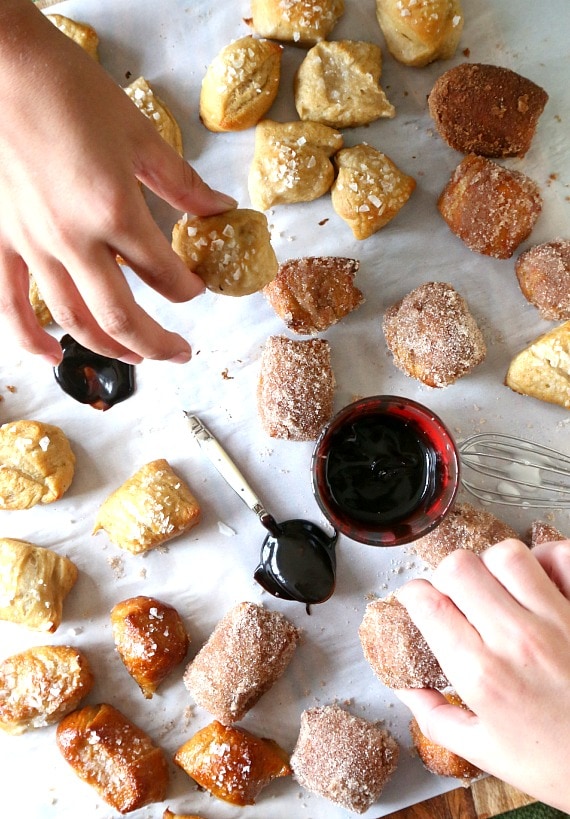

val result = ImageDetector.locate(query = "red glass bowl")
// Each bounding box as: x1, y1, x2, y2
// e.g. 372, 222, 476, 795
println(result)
311, 395, 460, 547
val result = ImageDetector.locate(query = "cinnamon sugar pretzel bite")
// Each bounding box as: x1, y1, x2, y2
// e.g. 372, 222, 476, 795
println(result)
411, 501, 518, 568
290, 704, 399, 813
438, 154, 542, 258
383, 281, 486, 387
183, 601, 299, 724
264, 256, 363, 334
257, 335, 335, 440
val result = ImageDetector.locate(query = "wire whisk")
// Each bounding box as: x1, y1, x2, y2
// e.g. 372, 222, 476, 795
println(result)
458, 432, 570, 509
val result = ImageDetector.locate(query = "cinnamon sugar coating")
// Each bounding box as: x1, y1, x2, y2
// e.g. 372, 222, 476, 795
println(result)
257, 335, 335, 440
183, 601, 299, 724
428, 63, 548, 158
528, 520, 567, 548
515, 240, 570, 320
111, 596, 190, 699
410, 693, 482, 784
264, 256, 363, 334
383, 282, 486, 387
290, 704, 399, 813
359, 595, 449, 689
411, 501, 518, 568
438, 154, 542, 258
175, 720, 291, 806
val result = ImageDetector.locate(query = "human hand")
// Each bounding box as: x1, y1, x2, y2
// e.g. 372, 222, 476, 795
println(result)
395, 538, 570, 812
0, 0, 236, 365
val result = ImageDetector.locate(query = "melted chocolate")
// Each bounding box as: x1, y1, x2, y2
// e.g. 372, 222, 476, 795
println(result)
254, 516, 337, 608
54, 334, 135, 410
324, 416, 436, 526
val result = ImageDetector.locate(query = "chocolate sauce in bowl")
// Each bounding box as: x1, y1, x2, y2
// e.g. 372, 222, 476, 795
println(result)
54, 335, 135, 410
312, 396, 460, 547
324, 415, 436, 526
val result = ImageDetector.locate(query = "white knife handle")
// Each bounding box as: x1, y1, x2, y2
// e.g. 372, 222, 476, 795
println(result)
185, 413, 269, 518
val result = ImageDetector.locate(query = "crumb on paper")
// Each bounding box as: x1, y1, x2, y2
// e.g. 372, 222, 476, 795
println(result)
107, 556, 125, 579
218, 521, 236, 537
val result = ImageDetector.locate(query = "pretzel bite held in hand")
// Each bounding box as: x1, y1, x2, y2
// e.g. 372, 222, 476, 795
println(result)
111, 596, 190, 699
172, 208, 278, 296
57, 703, 169, 813
174, 720, 291, 805
359, 594, 449, 689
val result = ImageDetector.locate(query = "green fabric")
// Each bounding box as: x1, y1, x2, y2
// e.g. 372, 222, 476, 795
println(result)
495, 804, 569, 819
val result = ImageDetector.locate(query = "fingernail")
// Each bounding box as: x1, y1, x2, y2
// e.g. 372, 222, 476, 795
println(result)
213, 190, 238, 209
43, 353, 62, 367
170, 349, 192, 364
